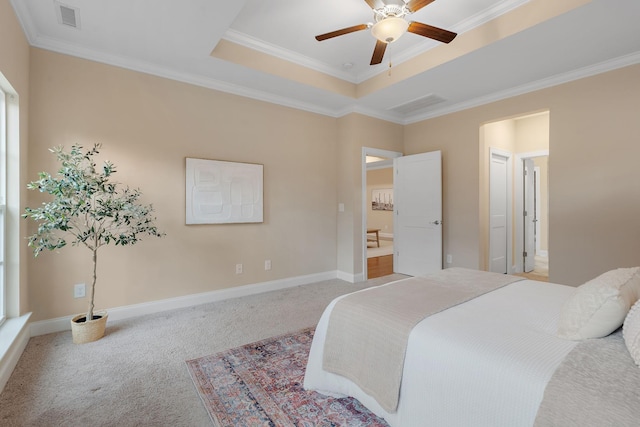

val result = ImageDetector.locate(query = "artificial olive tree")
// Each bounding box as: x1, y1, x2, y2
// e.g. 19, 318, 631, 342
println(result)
23, 144, 164, 323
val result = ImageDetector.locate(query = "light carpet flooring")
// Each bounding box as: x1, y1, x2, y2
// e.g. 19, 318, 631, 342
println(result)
0, 274, 405, 427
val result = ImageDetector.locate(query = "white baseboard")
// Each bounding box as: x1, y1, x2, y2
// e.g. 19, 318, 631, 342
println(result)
336, 270, 366, 283
0, 313, 32, 394
538, 250, 548, 257
30, 270, 338, 337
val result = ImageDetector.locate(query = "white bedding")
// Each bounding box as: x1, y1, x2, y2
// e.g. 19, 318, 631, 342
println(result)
304, 278, 579, 427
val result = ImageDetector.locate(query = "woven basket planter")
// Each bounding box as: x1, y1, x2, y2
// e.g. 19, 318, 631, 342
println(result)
70, 310, 108, 344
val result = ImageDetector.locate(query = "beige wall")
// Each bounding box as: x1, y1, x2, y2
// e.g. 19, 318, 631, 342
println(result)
515, 113, 550, 153
0, 0, 30, 317
547, 66, 640, 285
406, 64, 640, 285
404, 113, 483, 271
366, 168, 394, 235
336, 114, 403, 279
26, 49, 340, 321
7, 13, 640, 323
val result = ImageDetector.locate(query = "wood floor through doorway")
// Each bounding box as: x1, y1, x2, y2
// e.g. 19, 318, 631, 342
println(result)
368, 254, 393, 279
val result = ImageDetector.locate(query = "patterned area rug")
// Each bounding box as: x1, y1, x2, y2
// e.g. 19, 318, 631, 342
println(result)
186, 328, 389, 427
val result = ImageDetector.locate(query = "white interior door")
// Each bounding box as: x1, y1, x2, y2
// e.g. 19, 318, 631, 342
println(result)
489, 151, 508, 273
393, 151, 442, 276
523, 158, 536, 272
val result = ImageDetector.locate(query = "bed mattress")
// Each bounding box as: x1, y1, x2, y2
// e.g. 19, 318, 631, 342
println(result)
304, 278, 578, 426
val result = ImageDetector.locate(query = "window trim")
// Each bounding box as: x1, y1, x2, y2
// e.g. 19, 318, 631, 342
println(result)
0, 86, 7, 326
0, 71, 19, 327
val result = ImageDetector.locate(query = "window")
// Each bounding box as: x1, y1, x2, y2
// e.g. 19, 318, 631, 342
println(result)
0, 86, 6, 326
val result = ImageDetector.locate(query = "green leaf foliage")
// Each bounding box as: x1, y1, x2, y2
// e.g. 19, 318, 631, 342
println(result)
23, 144, 165, 255
23, 144, 165, 322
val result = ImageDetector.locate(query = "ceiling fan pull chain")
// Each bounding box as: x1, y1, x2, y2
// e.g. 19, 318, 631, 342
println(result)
388, 61, 393, 77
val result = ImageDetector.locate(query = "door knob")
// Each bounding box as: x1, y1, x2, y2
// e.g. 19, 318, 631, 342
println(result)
431, 220, 441, 225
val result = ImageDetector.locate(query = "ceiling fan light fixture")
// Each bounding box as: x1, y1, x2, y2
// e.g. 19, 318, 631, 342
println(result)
371, 17, 408, 43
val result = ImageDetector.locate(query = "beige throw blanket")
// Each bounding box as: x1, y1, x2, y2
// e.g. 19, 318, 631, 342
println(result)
322, 268, 524, 413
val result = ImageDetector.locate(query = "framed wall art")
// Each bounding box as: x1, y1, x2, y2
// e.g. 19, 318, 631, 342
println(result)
371, 188, 393, 211
185, 158, 263, 224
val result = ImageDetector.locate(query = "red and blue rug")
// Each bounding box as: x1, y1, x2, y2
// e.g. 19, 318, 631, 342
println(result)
186, 327, 389, 426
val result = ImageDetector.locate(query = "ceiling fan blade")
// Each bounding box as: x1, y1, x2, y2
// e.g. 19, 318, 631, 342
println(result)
406, 0, 436, 13
370, 40, 388, 65
363, 0, 385, 9
407, 21, 457, 43
315, 24, 369, 41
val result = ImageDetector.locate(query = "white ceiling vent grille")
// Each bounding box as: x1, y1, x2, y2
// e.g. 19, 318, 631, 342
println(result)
388, 94, 446, 115
55, 1, 80, 29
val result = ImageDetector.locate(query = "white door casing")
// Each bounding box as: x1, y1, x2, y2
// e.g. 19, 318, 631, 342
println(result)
534, 166, 541, 255
523, 159, 536, 272
393, 150, 442, 276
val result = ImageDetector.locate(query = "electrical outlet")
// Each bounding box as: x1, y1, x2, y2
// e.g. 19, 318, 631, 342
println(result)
235, 263, 243, 274
265, 260, 272, 271
74, 283, 86, 298
446, 254, 453, 264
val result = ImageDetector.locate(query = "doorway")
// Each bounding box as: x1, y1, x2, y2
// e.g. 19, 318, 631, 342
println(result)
482, 111, 550, 278
362, 148, 401, 279
366, 163, 395, 278
516, 152, 549, 278
362, 148, 443, 279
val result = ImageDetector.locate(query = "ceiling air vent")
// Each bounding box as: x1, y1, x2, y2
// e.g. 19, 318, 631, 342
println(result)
55, 1, 81, 29
389, 94, 446, 115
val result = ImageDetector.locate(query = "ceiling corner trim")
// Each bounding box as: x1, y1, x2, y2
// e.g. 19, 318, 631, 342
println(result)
404, 51, 640, 124
27, 34, 345, 119
355, 0, 531, 82
212, 39, 358, 99
338, 104, 405, 125
223, 29, 358, 84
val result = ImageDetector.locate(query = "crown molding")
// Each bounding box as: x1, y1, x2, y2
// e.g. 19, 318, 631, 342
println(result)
11, 1, 640, 127
9, 0, 38, 45
404, 50, 640, 124
338, 104, 405, 125
25, 33, 640, 126
351, 0, 531, 82
28, 34, 346, 119
223, 29, 359, 84
222, 0, 530, 85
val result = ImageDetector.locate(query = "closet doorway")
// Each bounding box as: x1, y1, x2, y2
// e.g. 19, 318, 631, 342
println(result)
483, 111, 550, 279
516, 152, 549, 278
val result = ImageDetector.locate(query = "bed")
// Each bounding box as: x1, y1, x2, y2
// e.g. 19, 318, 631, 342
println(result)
303, 268, 640, 426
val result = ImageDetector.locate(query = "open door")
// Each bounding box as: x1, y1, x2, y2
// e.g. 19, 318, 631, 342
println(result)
523, 158, 536, 272
393, 151, 442, 276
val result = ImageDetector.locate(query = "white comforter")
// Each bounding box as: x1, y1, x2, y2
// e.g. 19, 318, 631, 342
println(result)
304, 278, 578, 427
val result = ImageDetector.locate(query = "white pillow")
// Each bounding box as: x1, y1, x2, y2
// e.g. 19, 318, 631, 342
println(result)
623, 299, 640, 366
557, 267, 640, 340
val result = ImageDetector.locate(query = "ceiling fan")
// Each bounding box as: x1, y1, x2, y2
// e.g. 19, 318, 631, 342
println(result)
315, 0, 457, 65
